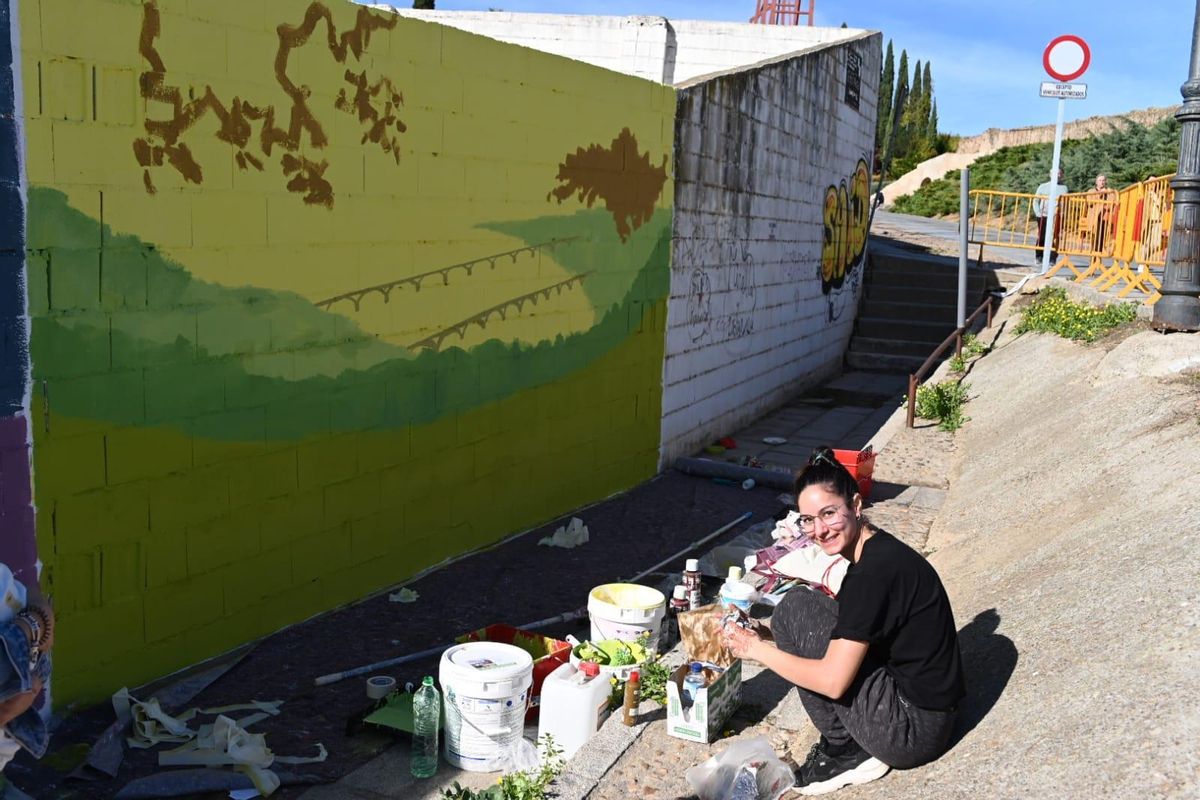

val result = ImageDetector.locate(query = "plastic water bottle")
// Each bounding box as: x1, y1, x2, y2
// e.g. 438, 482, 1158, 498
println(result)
682, 662, 706, 705
411, 676, 440, 778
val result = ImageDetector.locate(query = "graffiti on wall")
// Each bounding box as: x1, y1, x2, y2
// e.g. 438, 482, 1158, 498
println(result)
677, 220, 759, 354
549, 128, 669, 243
821, 157, 870, 322
134, 1, 404, 206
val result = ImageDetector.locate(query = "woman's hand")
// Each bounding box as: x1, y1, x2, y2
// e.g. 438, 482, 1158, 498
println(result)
721, 618, 769, 662
0, 677, 42, 728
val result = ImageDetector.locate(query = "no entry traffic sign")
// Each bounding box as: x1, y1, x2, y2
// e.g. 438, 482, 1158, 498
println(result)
1043, 35, 1091, 82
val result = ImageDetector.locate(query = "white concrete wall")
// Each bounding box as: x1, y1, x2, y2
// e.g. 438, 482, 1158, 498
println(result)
378, 8, 865, 86
660, 33, 882, 465
670, 20, 864, 85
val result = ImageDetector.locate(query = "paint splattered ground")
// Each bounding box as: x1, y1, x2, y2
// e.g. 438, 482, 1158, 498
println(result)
7, 471, 787, 799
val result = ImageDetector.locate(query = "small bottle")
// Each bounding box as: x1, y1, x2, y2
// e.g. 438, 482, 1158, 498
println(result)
622, 670, 640, 726
660, 586, 687, 651
683, 558, 703, 610
411, 676, 441, 778
682, 662, 706, 705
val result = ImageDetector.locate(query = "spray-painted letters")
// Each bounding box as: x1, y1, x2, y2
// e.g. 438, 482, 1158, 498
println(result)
820, 158, 870, 293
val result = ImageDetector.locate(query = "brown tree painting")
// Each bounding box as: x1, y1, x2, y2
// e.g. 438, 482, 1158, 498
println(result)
547, 128, 668, 242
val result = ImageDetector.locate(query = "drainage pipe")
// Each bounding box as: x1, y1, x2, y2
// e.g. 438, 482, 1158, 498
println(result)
673, 457, 795, 491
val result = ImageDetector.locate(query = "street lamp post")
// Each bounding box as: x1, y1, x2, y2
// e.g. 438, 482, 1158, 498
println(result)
1155, 0, 1200, 331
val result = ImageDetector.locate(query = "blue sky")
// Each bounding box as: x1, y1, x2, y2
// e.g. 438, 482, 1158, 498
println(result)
421, 0, 1193, 135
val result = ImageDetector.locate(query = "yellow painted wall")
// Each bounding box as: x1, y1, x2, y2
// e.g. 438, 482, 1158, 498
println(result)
22, 0, 675, 705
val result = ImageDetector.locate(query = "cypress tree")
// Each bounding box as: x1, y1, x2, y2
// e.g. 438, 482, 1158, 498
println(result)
896, 50, 909, 107
892, 50, 911, 169
910, 59, 923, 114
928, 100, 940, 145
413, 0, 435, 8
877, 41, 895, 153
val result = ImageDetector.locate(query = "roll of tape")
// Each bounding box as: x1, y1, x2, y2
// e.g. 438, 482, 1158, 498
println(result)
741, 478, 756, 491
366, 675, 397, 700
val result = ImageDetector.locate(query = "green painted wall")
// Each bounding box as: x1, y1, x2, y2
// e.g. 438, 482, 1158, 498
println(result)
23, 0, 674, 705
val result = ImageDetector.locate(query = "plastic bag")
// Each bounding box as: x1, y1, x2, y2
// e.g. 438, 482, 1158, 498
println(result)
678, 605, 736, 667
499, 736, 541, 774
685, 736, 794, 800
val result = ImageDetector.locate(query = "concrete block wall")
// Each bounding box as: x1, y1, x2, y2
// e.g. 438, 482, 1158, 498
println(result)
660, 33, 881, 464
19, 0, 675, 705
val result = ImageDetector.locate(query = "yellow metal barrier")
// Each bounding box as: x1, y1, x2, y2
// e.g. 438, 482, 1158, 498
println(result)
968, 173, 1176, 304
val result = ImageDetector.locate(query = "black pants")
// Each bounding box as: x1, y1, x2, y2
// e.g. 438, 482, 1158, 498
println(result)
1035, 215, 1059, 264
771, 587, 956, 769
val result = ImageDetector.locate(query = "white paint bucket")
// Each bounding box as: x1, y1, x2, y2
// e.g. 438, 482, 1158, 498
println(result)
587, 583, 666, 649
439, 642, 533, 772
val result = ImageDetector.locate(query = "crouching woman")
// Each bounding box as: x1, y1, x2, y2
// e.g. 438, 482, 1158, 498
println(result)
721, 448, 964, 796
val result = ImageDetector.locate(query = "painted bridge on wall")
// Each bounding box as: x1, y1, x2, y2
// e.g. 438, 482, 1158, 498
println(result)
0, 0, 879, 706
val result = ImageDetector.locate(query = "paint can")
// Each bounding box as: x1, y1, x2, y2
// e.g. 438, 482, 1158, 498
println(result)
439, 642, 533, 772
587, 583, 666, 650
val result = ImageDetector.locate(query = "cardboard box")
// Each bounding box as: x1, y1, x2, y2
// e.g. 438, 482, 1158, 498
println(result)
665, 660, 742, 743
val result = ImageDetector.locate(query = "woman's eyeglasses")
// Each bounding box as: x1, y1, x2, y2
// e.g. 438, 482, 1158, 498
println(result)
796, 505, 847, 532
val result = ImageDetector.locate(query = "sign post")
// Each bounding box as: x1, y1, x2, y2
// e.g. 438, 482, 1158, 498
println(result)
1038, 35, 1091, 274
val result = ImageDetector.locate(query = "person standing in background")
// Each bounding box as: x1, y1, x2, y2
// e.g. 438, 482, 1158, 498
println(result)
1033, 168, 1069, 265
1086, 174, 1118, 253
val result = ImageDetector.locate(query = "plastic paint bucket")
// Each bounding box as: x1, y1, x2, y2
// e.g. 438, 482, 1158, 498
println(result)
719, 580, 757, 612
439, 642, 534, 772
587, 583, 666, 649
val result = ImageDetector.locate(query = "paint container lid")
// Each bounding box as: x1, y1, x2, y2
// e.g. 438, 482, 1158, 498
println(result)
727, 567, 743, 581
672, 585, 687, 600
685, 558, 700, 572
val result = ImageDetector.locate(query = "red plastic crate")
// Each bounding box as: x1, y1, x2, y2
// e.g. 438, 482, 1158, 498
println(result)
832, 448, 876, 500
455, 623, 571, 723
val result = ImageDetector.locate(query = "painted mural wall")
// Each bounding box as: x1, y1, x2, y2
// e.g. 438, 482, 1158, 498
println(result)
0, 0, 36, 587
19, 0, 675, 705
660, 34, 880, 464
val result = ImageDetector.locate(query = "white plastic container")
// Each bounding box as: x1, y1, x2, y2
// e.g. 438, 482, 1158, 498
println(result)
439, 642, 533, 772
587, 583, 666, 649
719, 579, 758, 612
536, 661, 612, 759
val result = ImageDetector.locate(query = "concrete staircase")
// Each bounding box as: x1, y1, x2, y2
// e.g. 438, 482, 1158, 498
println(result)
846, 246, 1001, 373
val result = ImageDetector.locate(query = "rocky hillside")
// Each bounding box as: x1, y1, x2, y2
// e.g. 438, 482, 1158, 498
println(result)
957, 105, 1178, 155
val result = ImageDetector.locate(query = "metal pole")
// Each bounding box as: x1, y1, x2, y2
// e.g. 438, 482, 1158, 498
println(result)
1040, 98, 1067, 274
958, 167, 969, 327
1154, 0, 1200, 331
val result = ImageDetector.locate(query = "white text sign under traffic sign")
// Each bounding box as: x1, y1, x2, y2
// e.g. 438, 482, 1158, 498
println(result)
1040, 81, 1087, 100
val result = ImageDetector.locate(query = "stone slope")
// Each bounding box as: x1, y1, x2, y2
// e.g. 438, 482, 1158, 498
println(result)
852, 317, 1200, 798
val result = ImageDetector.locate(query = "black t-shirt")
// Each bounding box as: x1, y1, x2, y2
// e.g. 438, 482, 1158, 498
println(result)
830, 530, 965, 711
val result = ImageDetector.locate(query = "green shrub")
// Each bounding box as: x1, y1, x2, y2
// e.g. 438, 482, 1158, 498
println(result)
915, 380, 970, 431
1015, 286, 1137, 342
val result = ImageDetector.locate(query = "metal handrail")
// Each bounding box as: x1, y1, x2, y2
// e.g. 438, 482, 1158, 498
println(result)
905, 294, 997, 428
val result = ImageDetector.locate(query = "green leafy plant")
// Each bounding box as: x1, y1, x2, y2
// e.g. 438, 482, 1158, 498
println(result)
440, 736, 565, 800
1015, 286, 1137, 342
947, 353, 966, 373
637, 658, 671, 708
961, 333, 989, 359
892, 116, 1181, 216
915, 380, 970, 431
